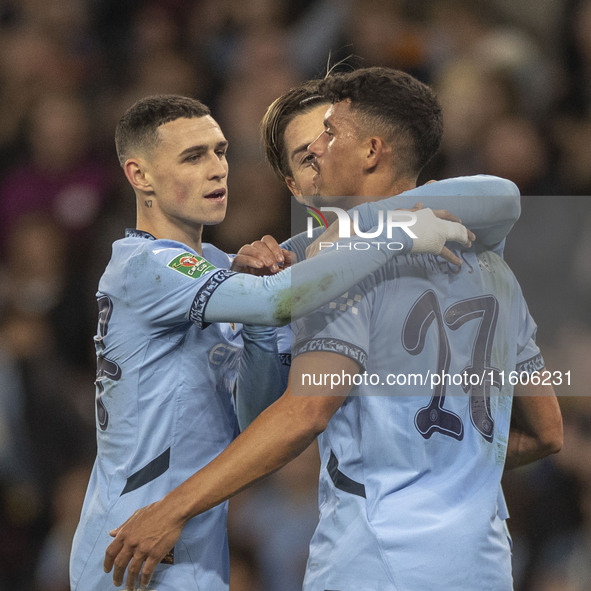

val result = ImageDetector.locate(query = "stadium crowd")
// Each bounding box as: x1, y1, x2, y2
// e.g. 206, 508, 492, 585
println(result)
0, 0, 589, 589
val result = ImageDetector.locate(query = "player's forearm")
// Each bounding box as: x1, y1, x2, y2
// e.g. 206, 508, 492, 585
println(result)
204, 209, 469, 326
505, 387, 563, 470
102, 392, 326, 589
164, 390, 333, 522
397, 193, 519, 246
354, 175, 520, 247
505, 429, 562, 469
203, 229, 413, 326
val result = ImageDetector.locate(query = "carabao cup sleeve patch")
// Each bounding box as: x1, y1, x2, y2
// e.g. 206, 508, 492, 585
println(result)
167, 252, 216, 279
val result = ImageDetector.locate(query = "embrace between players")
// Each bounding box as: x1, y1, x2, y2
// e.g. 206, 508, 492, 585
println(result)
70, 66, 563, 591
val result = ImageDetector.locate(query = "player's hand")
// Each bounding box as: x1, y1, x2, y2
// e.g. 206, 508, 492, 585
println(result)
104, 499, 187, 590
231, 235, 294, 275
406, 205, 475, 266
306, 204, 474, 265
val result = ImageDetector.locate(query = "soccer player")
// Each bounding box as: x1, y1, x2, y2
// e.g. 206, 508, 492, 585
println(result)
235, 78, 523, 428
288, 69, 562, 590
69, 94, 473, 591
103, 71, 562, 590
236, 80, 520, 429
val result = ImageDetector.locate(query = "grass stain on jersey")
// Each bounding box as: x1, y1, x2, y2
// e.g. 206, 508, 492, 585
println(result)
273, 273, 336, 324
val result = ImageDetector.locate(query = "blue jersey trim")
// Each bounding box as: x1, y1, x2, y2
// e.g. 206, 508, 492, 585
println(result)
189, 269, 237, 329
516, 352, 545, 373
327, 450, 366, 498
125, 228, 156, 240
121, 447, 170, 495
293, 338, 367, 370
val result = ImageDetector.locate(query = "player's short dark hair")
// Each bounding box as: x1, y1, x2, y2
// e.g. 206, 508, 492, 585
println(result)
260, 80, 329, 181
115, 95, 210, 167
318, 67, 443, 177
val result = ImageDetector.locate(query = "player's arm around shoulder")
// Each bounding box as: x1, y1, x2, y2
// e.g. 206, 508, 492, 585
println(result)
287, 350, 358, 428
505, 381, 563, 470
104, 351, 354, 590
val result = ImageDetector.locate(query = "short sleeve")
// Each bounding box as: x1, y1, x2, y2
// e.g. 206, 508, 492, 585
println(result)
514, 293, 545, 373
122, 245, 236, 332
292, 277, 374, 371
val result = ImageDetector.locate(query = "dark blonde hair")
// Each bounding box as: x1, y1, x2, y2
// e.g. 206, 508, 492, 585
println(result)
260, 80, 328, 181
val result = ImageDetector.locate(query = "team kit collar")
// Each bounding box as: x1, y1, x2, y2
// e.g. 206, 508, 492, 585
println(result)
125, 228, 156, 240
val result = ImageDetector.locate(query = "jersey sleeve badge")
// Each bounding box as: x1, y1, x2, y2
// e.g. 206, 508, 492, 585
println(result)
167, 252, 216, 279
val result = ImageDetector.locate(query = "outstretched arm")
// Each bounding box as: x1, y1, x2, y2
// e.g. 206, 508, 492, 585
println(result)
282, 175, 520, 255
204, 208, 473, 326
354, 175, 520, 247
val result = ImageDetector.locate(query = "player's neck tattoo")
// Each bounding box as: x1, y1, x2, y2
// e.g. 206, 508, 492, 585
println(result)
144, 200, 153, 208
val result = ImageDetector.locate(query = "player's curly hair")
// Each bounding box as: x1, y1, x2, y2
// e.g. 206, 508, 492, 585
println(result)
318, 67, 443, 177
260, 80, 329, 182
115, 95, 210, 167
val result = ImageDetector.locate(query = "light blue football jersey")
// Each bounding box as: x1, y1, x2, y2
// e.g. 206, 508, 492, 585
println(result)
70, 230, 242, 591
275, 174, 521, 393
293, 247, 543, 591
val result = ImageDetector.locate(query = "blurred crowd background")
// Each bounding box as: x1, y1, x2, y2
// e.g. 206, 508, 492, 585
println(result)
0, 0, 590, 589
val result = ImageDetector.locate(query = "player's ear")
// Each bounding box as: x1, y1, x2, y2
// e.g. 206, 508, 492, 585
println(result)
363, 136, 388, 172
124, 157, 153, 194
